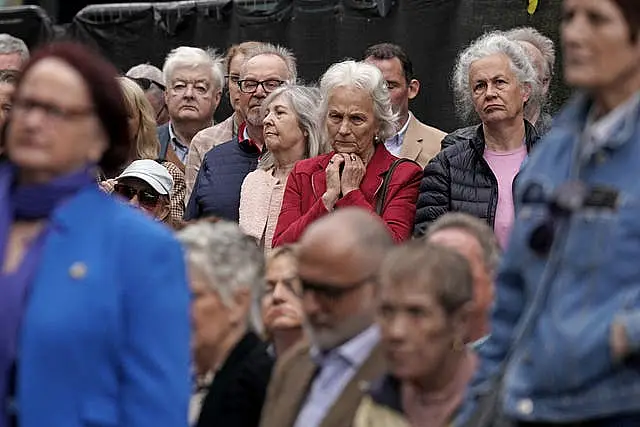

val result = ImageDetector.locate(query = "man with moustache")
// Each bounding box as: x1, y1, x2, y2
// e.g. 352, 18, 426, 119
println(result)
185, 41, 263, 203
260, 208, 392, 427
185, 43, 296, 221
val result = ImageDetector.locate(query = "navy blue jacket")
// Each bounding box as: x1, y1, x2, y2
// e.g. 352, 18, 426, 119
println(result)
185, 137, 261, 221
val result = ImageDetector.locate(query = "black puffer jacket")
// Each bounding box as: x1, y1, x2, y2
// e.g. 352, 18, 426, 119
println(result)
413, 121, 539, 236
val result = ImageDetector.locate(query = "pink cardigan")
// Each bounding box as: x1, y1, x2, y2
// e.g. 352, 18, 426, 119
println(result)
239, 168, 287, 254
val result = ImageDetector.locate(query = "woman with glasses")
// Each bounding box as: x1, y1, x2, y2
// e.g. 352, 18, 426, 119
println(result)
457, 1, 640, 426
272, 60, 422, 246
413, 32, 541, 249
239, 85, 324, 254
0, 42, 190, 427
100, 77, 186, 226
260, 245, 305, 358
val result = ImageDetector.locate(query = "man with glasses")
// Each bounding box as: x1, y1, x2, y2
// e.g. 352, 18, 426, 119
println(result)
157, 47, 225, 170
260, 207, 391, 427
185, 43, 296, 222
185, 41, 263, 203
126, 63, 169, 126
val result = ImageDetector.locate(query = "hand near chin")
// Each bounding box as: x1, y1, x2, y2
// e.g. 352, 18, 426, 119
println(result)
339, 153, 365, 195
322, 153, 344, 211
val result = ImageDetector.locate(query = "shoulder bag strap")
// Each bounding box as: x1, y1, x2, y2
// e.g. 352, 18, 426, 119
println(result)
375, 158, 418, 215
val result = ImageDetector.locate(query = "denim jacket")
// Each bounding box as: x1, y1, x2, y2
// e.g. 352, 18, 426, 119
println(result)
457, 92, 640, 424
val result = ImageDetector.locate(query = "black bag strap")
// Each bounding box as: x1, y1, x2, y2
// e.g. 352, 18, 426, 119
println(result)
375, 158, 418, 215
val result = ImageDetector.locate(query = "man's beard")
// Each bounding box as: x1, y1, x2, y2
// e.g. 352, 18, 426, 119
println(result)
304, 310, 375, 352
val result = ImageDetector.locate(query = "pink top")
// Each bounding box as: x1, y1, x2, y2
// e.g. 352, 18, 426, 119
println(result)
483, 145, 527, 249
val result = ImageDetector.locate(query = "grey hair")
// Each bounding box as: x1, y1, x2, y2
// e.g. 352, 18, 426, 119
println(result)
0, 34, 28, 63
162, 46, 226, 92
258, 85, 326, 170
380, 241, 474, 316
425, 212, 501, 275
242, 43, 297, 83
504, 27, 555, 79
319, 60, 397, 142
452, 31, 540, 123
126, 63, 165, 86
177, 221, 266, 334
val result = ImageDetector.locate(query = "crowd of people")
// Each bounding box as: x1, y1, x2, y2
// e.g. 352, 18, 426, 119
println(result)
0, 0, 639, 426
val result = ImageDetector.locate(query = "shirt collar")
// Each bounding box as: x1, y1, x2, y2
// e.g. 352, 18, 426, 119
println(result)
311, 325, 380, 368
582, 92, 640, 159
238, 121, 263, 154
168, 122, 188, 149
397, 111, 412, 137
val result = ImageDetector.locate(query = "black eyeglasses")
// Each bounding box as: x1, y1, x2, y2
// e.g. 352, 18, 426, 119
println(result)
129, 77, 166, 92
299, 276, 374, 303
113, 183, 161, 209
237, 79, 285, 94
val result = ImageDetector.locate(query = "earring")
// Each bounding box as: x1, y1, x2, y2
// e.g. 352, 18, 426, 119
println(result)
452, 337, 464, 352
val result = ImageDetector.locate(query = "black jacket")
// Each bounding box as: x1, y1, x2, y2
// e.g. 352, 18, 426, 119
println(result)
413, 121, 539, 236
196, 331, 274, 427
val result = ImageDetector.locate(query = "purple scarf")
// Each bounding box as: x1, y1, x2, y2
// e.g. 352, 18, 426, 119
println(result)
0, 161, 97, 427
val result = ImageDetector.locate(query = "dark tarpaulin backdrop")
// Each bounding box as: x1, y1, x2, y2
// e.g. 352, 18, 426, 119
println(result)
2, 0, 569, 131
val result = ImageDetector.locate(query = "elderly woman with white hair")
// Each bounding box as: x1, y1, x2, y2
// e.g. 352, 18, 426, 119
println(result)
273, 60, 422, 245
178, 220, 273, 427
239, 84, 324, 253
414, 32, 541, 248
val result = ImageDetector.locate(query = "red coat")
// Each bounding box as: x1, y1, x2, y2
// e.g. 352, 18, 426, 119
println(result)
272, 144, 422, 246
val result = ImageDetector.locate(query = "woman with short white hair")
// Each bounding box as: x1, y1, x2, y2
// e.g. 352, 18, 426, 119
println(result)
178, 220, 273, 427
273, 60, 422, 245
414, 32, 541, 249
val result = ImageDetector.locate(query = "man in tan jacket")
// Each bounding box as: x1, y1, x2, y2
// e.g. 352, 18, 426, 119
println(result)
364, 43, 446, 168
260, 208, 392, 427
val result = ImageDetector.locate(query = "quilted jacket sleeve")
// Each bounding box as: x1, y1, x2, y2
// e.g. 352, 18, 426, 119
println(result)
413, 150, 452, 237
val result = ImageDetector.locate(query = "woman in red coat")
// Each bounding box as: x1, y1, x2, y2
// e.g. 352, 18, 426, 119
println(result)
272, 60, 422, 246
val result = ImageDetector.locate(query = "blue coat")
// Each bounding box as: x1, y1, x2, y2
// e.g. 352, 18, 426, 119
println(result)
457, 94, 640, 424
14, 186, 191, 427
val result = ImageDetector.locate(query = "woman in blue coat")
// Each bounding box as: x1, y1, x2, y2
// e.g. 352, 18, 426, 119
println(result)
0, 42, 191, 427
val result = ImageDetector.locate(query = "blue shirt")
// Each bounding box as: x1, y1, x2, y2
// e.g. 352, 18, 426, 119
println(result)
293, 325, 380, 427
384, 112, 412, 157
168, 123, 190, 164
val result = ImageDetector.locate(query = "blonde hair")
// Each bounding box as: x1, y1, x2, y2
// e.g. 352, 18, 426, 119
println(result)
118, 77, 160, 160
